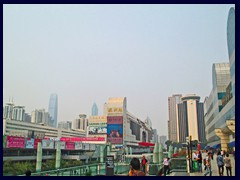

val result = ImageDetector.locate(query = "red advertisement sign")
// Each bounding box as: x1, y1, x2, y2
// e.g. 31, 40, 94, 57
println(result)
60, 137, 105, 142
107, 116, 123, 124
66, 142, 75, 150
34, 139, 42, 149
6, 136, 25, 148
107, 116, 123, 144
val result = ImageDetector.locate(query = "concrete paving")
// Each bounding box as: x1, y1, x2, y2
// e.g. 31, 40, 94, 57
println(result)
190, 153, 235, 176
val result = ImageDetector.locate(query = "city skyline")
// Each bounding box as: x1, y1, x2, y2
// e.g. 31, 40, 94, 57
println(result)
3, 4, 234, 136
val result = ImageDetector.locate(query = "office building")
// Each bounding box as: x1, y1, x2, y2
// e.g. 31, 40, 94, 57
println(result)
48, 94, 58, 128
168, 94, 182, 142
91, 102, 98, 116
204, 8, 235, 151
176, 94, 205, 142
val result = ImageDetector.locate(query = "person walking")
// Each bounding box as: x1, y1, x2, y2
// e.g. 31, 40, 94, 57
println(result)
224, 154, 232, 176
196, 150, 203, 172
216, 151, 224, 176
141, 155, 147, 173
204, 152, 212, 176
163, 157, 170, 176
129, 158, 146, 176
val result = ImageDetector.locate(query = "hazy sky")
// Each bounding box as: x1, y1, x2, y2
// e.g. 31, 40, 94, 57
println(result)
3, 4, 234, 136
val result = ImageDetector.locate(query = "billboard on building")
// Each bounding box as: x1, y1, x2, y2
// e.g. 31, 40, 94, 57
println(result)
107, 116, 123, 144
60, 137, 105, 142
25, 138, 34, 149
75, 142, 83, 150
27, 130, 45, 139
55, 141, 66, 149
34, 139, 42, 149
88, 116, 107, 135
6, 136, 25, 148
42, 140, 54, 149
66, 142, 75, 150
89, 127, 107, 135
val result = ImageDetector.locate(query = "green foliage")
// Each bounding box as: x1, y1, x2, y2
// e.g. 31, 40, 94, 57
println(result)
85, 169, 92, 176
3, 160, 36, 176
4, 158, 92, 176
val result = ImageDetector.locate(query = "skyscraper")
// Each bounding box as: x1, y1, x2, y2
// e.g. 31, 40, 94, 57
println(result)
48, 94, 58, 128
12, 106, 25, 121
204, 8, 235, 149
31, 109, 50, 126
168, 94, 182, 142
3, 102, 14, 120
176, 94, 205, 142
91, 102, 98, 116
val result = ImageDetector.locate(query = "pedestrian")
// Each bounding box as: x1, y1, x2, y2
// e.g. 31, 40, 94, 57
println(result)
196, 150, 203, 172
25, 170, 31, 176
216, 151, 224, 176
224, 154, 232, 176
141, 155, 148, 173
163, 157, 170, 176
129, 158, 145, 176
204, 152, 212, 176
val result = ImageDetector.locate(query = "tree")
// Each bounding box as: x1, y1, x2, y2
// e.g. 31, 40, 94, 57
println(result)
165, 140, 172, 151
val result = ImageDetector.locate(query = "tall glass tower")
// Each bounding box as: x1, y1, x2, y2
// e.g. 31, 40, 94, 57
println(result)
91, 102, 98, 116
48, 94, 58, 128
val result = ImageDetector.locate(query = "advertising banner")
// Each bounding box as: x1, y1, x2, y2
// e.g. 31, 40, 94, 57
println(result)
25, 138, 34, 149
107, 116, 123, 144
60, 137, 105, 142
6, 136, 25, 148
75, 142, 83, 150
89, 127, 107, 135
28, 130, 45, 139
66, 142, 75, 150
42, 140, 54, 149
34, 139, 42, 149
55, 141, 66, 149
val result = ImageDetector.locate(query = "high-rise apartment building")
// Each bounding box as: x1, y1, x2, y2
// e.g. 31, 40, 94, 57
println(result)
12, 106, 25, 121
176, 94, 205, 142
168, 94, 182, 142
58, 121, 72, 130
48, 94, 58, 128
31, 109, 50, 126
24, 113, 31, 123
72, 114, 87, 131
3, 102, 14, 120
91, 102, 98, 116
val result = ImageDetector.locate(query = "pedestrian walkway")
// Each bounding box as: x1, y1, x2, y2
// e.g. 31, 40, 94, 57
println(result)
190, 153, 235, 176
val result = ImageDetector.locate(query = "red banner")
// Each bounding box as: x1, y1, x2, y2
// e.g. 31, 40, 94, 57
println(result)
66, 142, 75, 150
6, 136, 25, 148
34, 139, 42, 149
60, 137, 105, 142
